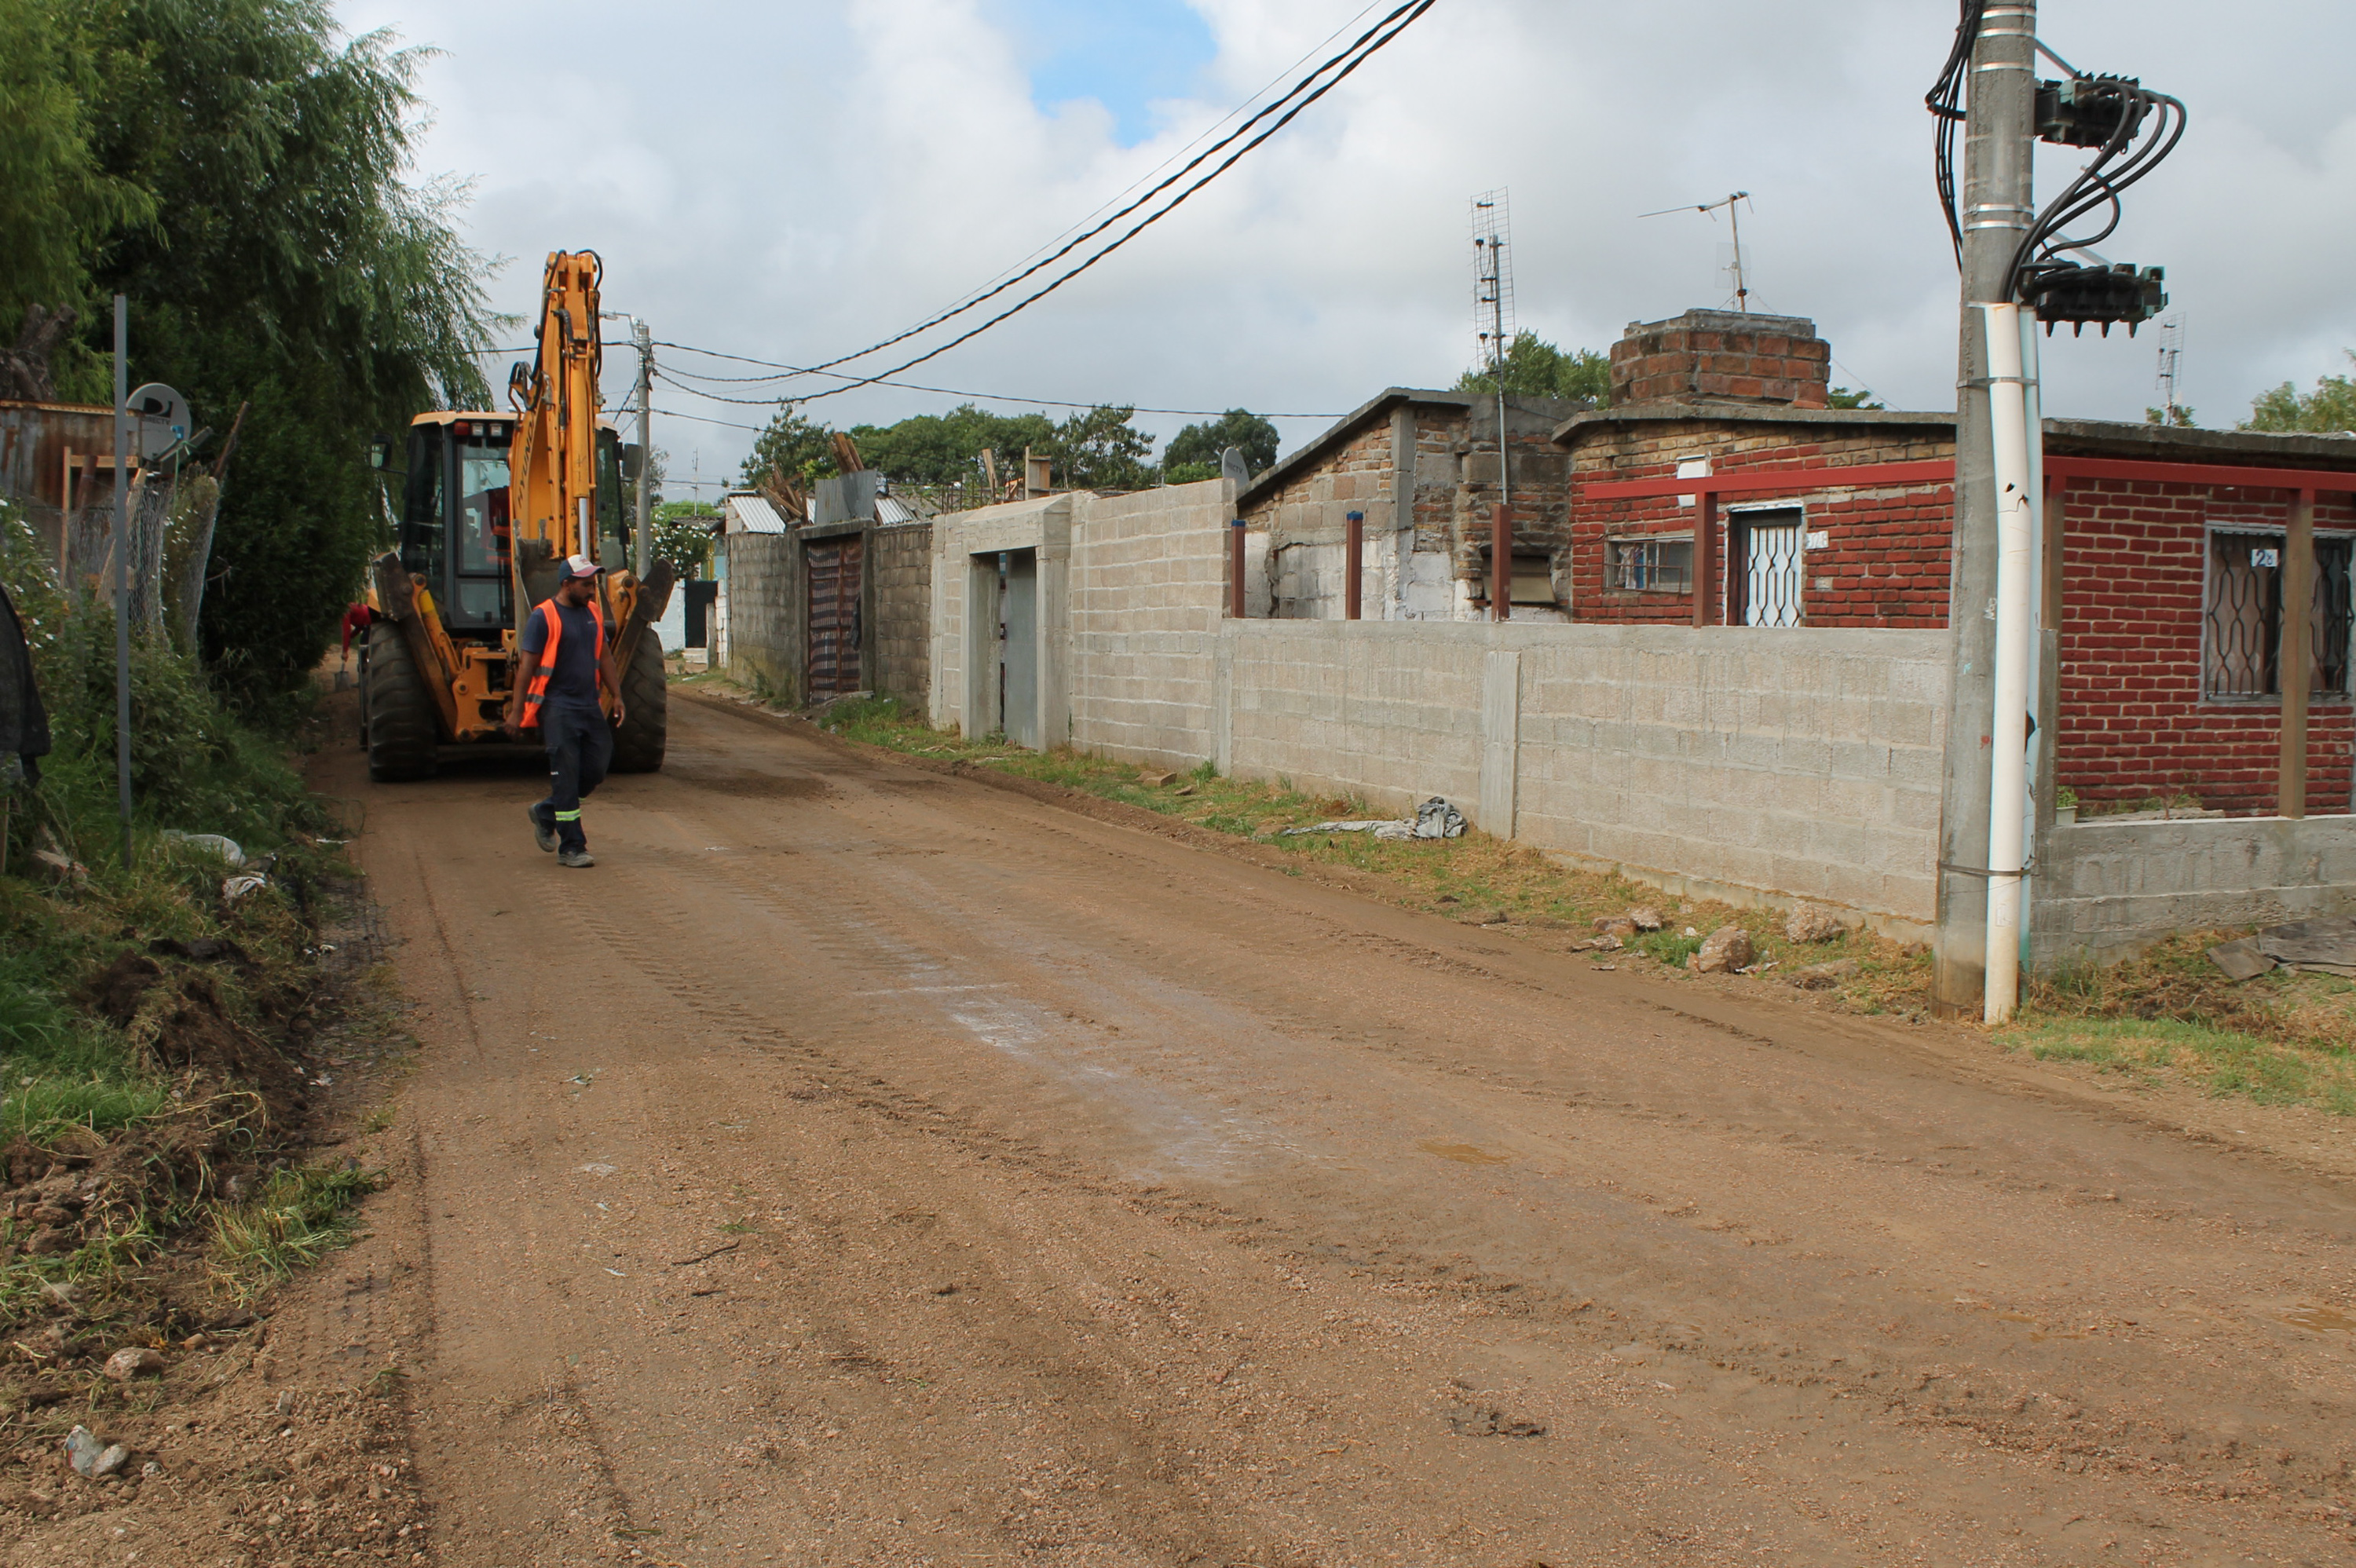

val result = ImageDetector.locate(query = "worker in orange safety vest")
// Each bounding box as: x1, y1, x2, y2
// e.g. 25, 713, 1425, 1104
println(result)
503, 554, 624, 868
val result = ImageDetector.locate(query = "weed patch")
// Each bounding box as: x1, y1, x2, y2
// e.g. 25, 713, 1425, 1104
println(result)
210, 1164, 382, 1295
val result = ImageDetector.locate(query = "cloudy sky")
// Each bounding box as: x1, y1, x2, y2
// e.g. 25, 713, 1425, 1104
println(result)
335, 0, 2356, 492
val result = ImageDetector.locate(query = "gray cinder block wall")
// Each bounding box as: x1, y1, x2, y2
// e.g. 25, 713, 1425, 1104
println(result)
2032, 816, 2356, 965
723, 533, 796, 696
869, 521, 933, 707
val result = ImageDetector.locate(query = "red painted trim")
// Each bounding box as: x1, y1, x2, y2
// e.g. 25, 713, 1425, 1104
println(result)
1580, 460, 1953, 500
1580, 453, 2356, 502
2043, 455, 2356, 493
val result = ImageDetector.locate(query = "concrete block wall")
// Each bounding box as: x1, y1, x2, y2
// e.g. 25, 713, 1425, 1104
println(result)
723, 533, 796, 697
1068, 479, 1231, 764
869, 521, 932, 707
1216, 621, 1949, 927
2032, 815, 2356, 964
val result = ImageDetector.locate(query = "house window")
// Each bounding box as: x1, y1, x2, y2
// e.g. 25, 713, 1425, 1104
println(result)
1606, 535, 1692, 593
2203, 529, 2354, 700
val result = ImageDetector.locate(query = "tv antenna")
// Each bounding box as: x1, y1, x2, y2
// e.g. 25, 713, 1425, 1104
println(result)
1470, 189, 1515, 517
1641, 190, 1753, 312
2153, 313, 2186, 422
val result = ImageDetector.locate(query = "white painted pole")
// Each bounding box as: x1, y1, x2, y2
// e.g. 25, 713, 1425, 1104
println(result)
1982, 302, 2036, 1023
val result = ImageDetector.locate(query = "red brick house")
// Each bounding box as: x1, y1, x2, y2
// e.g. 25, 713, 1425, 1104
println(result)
1556, 311, 2356, 816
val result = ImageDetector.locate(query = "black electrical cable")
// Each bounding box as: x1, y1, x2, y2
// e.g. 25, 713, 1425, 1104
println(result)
2008, 84, 2186, 298
1926, 0, 1988, 268
652, 364, 1337, 421
788, 0, 1430, 381
788, 0, 1438, 405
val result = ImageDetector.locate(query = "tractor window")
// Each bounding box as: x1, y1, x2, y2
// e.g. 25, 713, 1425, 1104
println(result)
456, 444, 511, 573
400, 426, 445, 581
595, 429, 627, 566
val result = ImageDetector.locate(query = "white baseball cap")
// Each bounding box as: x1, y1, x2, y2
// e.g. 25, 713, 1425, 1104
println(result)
561, 553, 603, 579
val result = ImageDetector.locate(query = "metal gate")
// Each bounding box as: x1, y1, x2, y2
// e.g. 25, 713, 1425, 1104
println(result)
807, 538, 863, 696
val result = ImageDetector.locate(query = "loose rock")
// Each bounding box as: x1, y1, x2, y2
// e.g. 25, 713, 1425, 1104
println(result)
92, 1444, 130, 1478
104, 1347, 165, 1381
1791, 958, 1862, 989
1690, 926, 1754, 975
61, 1426, 105, 1477
1784, 905, 1846, 944
1592, 916, 1637, 938
1626, 907, 1665, 932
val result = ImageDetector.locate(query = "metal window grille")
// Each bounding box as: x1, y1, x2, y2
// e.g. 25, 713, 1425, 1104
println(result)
1606, 536, 1692, 593
2203, 531, 2354, 700
1731, 511, 1806, 627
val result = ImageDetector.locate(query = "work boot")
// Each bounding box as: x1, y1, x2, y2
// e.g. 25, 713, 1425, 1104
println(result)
528, 806, 557, 853
558, 847, 595, 869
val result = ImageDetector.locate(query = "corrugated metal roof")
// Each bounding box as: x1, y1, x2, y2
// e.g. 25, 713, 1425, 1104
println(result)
876, 493, 924, 525
722, 492, 788, 534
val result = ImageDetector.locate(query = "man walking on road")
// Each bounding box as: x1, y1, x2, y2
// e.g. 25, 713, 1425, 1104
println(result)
504, 554, 624, 868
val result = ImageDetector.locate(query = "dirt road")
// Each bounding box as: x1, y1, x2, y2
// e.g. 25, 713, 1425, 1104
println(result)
315, 691, 2354, 1566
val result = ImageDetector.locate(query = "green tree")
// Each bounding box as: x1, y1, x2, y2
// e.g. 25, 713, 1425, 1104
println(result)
1828, 387, 1886, 410
847, 404, 1054, 489
1041, 405, 1154, 492
5, 0, 503, 705
2243, 352, 2356, 434
1454, 332, 1612, 406
739, 406, 837, 489
0, 0, 152, 366
1162, 408, 1279, 484
650, 499, 716, 581
2145, 404, 2198, 428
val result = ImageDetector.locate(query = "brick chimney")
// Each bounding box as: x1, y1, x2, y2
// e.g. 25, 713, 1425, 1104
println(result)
1608, 309, 1831, 409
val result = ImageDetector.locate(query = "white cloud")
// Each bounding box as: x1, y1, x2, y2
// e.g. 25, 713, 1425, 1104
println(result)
335, 0, 2356, 481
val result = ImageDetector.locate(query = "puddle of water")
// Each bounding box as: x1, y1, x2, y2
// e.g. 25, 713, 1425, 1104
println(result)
2283, 1305, 2356, 1333
1418, 1139, 1509, 1166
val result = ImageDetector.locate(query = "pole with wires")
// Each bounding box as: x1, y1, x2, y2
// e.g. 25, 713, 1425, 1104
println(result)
1930, 0, 2035, 1019
633, 320, 653, 578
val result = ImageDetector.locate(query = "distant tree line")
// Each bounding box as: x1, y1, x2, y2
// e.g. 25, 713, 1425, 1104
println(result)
737, 403, 1281, 498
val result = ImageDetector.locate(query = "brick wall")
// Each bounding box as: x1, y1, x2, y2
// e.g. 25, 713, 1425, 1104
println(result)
1609, 310, 1832, 408
1564, 411, 1955, 627
2054, 479, 2356, 815
1238, 392, 1582, 621
869, 521, 932, 707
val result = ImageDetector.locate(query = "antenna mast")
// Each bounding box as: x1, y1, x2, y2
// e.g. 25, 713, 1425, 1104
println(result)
1471, 189, 1515, 518
2153, 314, 2186, 422
1639, 190, 1753, 312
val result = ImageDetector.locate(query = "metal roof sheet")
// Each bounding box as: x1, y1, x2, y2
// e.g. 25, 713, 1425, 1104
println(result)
722, 492, 788, 534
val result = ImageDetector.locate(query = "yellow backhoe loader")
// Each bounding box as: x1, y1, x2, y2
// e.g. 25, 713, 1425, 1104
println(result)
360, 250, 673, 780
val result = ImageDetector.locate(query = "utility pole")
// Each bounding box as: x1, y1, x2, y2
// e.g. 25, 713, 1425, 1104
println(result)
632, 320, 653, 578
1933, 1, 2037, 1017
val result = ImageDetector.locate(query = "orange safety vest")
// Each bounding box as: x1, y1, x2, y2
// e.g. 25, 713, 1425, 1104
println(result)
518, 597, 605, 729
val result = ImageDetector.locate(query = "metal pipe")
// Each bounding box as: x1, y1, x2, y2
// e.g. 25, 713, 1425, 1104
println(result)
1344, 510, 1363, 620
577, 495, 593, 560
1229, 519, 1246, 618
1982, 302, 2036, 1024
2281, 488, 2317, 818
1491, 500, 1511, 620
112, 296, 131, 859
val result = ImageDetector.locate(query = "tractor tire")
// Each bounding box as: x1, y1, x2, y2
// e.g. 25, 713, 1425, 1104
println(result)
363, 621, 439, 782
610, 627, 668, 773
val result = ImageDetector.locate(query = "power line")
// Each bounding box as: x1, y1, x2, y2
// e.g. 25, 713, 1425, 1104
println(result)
651, 354, 1337, 420
788, 0, 1425, 382
786, 0, 1440, 404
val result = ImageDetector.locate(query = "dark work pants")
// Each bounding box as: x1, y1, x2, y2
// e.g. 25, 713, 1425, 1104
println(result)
533, 704, 613, 853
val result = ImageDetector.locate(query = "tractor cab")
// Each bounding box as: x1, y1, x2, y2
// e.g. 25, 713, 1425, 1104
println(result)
398, 411, 628, 635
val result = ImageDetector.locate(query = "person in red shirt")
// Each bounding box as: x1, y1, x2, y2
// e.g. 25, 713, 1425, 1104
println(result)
339, 603, 375, 669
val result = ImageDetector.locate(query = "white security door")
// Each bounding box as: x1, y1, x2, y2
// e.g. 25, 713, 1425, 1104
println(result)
1743, 517, 1805, 627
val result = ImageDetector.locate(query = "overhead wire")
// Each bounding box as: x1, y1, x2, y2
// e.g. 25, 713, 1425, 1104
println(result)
786, 0, 1439, 405
649, 349, 1339, 419
796, 0, 1399, 376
